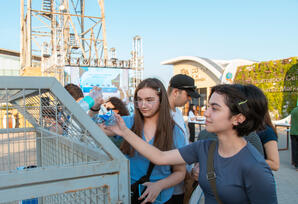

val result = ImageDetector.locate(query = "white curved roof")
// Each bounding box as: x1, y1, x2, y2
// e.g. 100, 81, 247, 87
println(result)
161, 56, 256, 83
161, 56, 224, 80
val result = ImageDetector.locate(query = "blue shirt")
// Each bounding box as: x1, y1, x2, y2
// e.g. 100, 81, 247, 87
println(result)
122, 115, 186, 203
257, 126, 278, 144
179, 140, 277, 204
257, 126, 278, 159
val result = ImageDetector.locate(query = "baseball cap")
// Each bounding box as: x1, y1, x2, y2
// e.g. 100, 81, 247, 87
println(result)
169, 74, 200, 98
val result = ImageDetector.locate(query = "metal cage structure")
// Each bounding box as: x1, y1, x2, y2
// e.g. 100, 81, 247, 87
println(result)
0, 76, 129, 203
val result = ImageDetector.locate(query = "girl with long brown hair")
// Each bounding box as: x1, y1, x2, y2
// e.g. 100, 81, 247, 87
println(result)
106, 78, 186, 203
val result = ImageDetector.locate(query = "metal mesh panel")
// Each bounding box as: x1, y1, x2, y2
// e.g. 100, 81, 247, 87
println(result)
1, 185, 109, 204
40, 132, 108, 167
0, 131, 36, 171
0, 88, 111, 172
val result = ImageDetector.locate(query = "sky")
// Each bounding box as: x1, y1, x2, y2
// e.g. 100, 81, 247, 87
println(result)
0, 0, 298, 85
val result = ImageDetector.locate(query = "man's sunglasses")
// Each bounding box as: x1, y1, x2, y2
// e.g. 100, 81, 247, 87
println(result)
107, 107, 117, 111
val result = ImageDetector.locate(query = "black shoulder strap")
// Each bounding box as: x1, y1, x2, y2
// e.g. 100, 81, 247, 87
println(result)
135, 162, 155, 185
144, 162, 155, 180
207, 141, 223, 204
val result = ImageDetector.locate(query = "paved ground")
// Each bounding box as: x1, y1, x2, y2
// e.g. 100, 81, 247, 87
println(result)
274, 127, 298, 204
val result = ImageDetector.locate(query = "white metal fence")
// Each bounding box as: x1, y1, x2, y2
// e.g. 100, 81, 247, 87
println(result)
0, 76, 129, 204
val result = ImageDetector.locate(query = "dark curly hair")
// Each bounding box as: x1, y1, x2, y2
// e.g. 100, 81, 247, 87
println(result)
107, 97, 129, 116
210, 84, 268, 137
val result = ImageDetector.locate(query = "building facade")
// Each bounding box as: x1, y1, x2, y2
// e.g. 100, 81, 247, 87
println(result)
0, 49, 21, 76
162, 56, 255, 115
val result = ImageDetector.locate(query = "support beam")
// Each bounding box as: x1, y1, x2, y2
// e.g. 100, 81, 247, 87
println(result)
26, 0, 32, 68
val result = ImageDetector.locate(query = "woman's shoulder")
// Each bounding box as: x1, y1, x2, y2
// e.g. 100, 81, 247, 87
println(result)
182, 139, 215, 152
122, 115, 134, 128
173, 124, 187, 147
242, 144, 274, 179
241, 143, 268, 168
257, 126, 278, 143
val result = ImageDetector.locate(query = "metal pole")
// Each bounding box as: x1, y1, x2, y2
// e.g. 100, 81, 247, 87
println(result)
20, 0, 25, 68
26, 0, 32, 67
98, 0, 108, 60
81, 0, 85, 50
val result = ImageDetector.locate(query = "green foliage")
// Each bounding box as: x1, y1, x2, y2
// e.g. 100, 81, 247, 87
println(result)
234, 57, 298, 120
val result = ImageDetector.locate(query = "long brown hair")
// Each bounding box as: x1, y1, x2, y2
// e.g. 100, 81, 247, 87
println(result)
263, 111, 278, 136
120, 78, 175, 156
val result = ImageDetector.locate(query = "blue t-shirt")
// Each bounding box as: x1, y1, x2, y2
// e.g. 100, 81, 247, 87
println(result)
179, 140, 277, 204
122, 115, 186, 203
257, 126, 278, 144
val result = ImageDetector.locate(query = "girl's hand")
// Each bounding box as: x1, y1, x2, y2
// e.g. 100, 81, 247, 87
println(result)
98, 123, 114, 136
106, 114, 129, 137
139, 182, 162, 204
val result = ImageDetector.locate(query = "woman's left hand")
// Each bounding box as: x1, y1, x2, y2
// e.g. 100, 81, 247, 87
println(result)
139, 182, 163, 204
106, 114, 129, 137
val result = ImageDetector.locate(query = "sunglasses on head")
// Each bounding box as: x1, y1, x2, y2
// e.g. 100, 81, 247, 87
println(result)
179, 85, 197, 89
107, 107, 117, 111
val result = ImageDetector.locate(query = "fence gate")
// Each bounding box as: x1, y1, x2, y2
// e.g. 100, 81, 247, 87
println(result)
0, 76, 129, 204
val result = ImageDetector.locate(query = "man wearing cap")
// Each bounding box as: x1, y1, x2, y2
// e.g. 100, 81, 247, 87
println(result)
167, 74, 200, 140
166, 74, 200, 204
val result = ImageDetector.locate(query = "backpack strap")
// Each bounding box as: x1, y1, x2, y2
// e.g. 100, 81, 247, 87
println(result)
207, 141, 223, 204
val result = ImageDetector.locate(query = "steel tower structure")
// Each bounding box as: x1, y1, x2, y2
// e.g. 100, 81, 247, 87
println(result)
20, 0, 143, 87
20, 0, 108, 84
131, 35, 143, 88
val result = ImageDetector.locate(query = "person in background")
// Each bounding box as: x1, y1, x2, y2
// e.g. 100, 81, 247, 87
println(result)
257, 112, 280, 171
290, 101, 298, 170
188, 104, 197, 142
40, 96, 64, 134
64, 83, 103, 116
104, 97, 130, 116
64, 83, 84, 102
126, 96, 135, 115
42, 107, 64, 135
108, 83, 277, 204
167, 74, 200, 203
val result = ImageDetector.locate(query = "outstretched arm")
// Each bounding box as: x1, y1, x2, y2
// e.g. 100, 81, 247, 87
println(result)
108, 114, 186, 166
